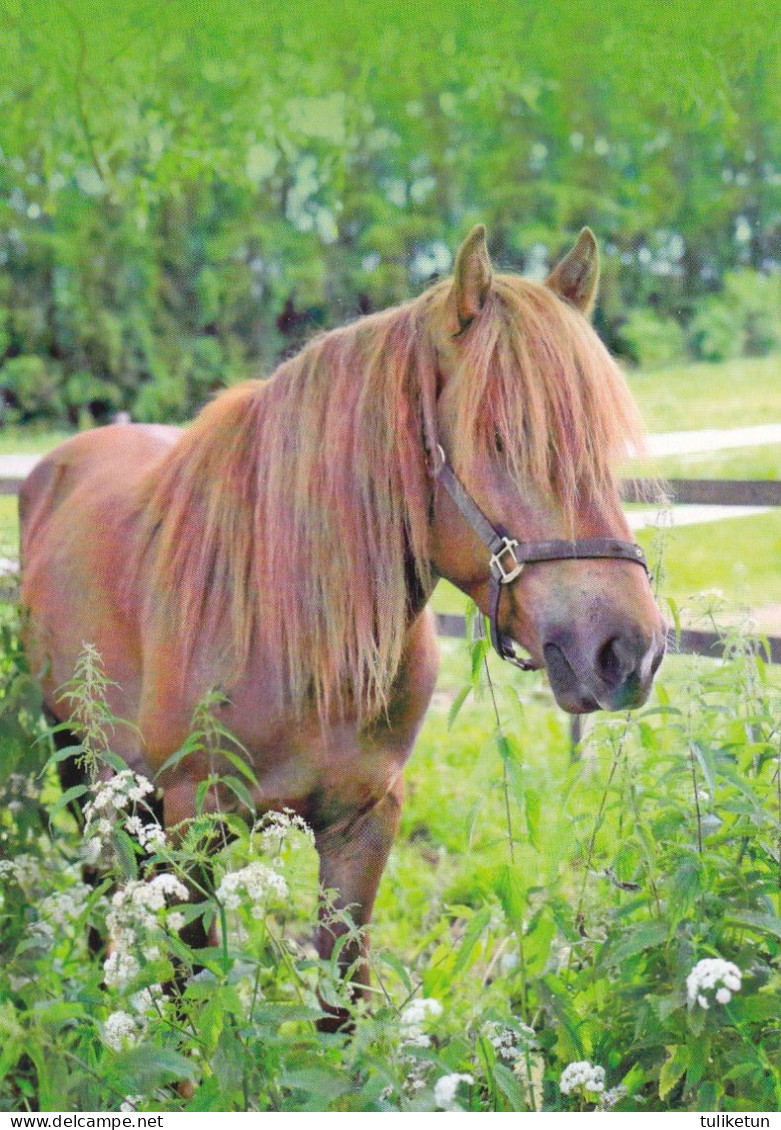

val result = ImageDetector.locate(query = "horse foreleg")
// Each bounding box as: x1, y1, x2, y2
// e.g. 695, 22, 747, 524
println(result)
313, 778, 403, 1029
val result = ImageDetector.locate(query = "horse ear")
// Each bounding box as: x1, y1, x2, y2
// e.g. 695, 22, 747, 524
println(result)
453, 224, 492, 327
546, 228, 600, 316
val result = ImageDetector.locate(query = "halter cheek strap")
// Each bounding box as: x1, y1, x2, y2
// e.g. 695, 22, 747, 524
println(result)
430, 447, 649, 670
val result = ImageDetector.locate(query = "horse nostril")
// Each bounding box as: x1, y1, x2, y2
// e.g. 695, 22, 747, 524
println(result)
597, 635, 633, 688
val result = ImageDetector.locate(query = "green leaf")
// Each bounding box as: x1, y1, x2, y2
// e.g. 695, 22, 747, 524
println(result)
597, 919, 669, 969
220, 774, 256, 814
448, 683, 472, 729
493, 1061, 529, 1111
48, 782, 88, 818
493, 863, 527, 936
725, 910, 781, 941
114, 826, 139, 879
525, 787, 540, 848
659, 1044, 690, 1101
451, 907, 492, 978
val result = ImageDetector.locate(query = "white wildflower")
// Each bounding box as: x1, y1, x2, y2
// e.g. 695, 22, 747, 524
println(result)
434, 1072, 474, 1111
399, 997, 442, 1047
0, 854, 40, 891
120, 1097, 142, 1113
600, 1084, 628, 1110
101, 1010, 144, 1052
253, 808, 314, 854
560, 1060, 606, 1096
483, 1019, 536, 1067
124, 815, 166, 853
132, 984, 167, 1015
103, 951, 139, 990
107, 874, 189, 950
687, 957, 742, 1008
84, 770, 154, 823
216, 862, 288, 917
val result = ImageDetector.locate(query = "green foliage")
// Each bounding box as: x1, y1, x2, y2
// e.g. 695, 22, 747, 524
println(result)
0, 600, 779, 1112
0, 1, 776, 424
689, 300, 746, 362
617, 309, 687, 369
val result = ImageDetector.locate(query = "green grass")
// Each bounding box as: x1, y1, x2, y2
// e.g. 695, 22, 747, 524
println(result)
629, 444, 780, 482
637, 511, 781, 613
626, 355, 780, 433
0, 426, 72, 454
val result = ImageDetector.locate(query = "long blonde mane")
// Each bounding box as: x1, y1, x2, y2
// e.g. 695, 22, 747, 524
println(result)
132, 276, 642, 723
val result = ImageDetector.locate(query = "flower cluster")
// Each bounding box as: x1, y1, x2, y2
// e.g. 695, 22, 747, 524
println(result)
560, 1060, 606, 1096
0, 853, 43, 893
107, 874, 189, 955
399, 997, 442, 1048
84, 769, 154, 822
483, 1020, 537, 1069
434, 1073, 474, 1111
101, 1009, 146, 1052
599, 1084, 628, 1110
686, 957, 742, 1009
29, 882, 95, 944
124, 815, 167, 853
3, 772, 40, 812
252, 808, 314, 854
83, 769, 164, 863
103, 951, 140, 990
216, 862, 288, 917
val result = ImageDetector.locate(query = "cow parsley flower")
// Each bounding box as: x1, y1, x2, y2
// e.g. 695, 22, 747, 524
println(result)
399, 997, 442, 1047
84, 770, 154, 822
124, 815, 167, 853
434, 1073, 474, 1111
103, 951, 140, 990
686, 957, 742, 1009
560, 1061, 606, 1095
216, 862, 288, 917
600, 1083, 628, 1110
483, 1019, 537, 1066
107, 874, 189, 950
0, 854, 40, 891
101, 1010, 144, 1052
253, 808, 314, 853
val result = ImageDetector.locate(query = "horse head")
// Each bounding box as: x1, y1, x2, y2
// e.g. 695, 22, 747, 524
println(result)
425, 226, 666, 713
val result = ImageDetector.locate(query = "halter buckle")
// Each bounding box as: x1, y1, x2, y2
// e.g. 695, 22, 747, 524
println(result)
489, 537, 524, 584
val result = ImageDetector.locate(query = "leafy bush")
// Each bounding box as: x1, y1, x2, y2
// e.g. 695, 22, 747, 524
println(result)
689, 300, 746, 362
617, 309, 687, 368
0, 356, 63, 420
722, 271, 781, 356
0, 604, 778, 1112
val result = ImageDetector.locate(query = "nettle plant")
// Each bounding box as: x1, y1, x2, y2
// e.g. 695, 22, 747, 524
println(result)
0, 600, 778, 1112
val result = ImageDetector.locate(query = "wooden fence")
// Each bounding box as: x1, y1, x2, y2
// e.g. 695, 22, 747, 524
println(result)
1, 474, 779, 668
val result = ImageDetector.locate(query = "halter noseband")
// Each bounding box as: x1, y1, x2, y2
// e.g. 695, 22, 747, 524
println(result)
429, 446, 649, 671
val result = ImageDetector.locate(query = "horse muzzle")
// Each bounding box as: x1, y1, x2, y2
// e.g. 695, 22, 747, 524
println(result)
542, 625, 666, 714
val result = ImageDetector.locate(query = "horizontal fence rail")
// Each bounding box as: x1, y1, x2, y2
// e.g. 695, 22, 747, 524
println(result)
435, 613, 781, 665
1, 475, 778, 667
622, 478, 781, 507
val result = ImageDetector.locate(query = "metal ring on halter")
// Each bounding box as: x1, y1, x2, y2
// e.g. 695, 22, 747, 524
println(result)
429, 447, 650, 671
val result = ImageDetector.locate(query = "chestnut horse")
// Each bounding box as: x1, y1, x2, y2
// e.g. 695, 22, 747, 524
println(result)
19, 226, 665, 1003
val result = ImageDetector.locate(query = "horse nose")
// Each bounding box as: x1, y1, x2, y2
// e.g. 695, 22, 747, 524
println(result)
544, 626, 665, 712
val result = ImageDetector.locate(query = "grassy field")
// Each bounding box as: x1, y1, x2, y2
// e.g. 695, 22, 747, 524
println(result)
625, 355, 780, 433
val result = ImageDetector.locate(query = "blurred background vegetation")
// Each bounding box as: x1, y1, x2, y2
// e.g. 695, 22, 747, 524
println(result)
0, 0, 778, 427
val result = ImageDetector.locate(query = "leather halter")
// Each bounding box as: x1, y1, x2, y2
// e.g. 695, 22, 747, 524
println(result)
429, 446, 649, 671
